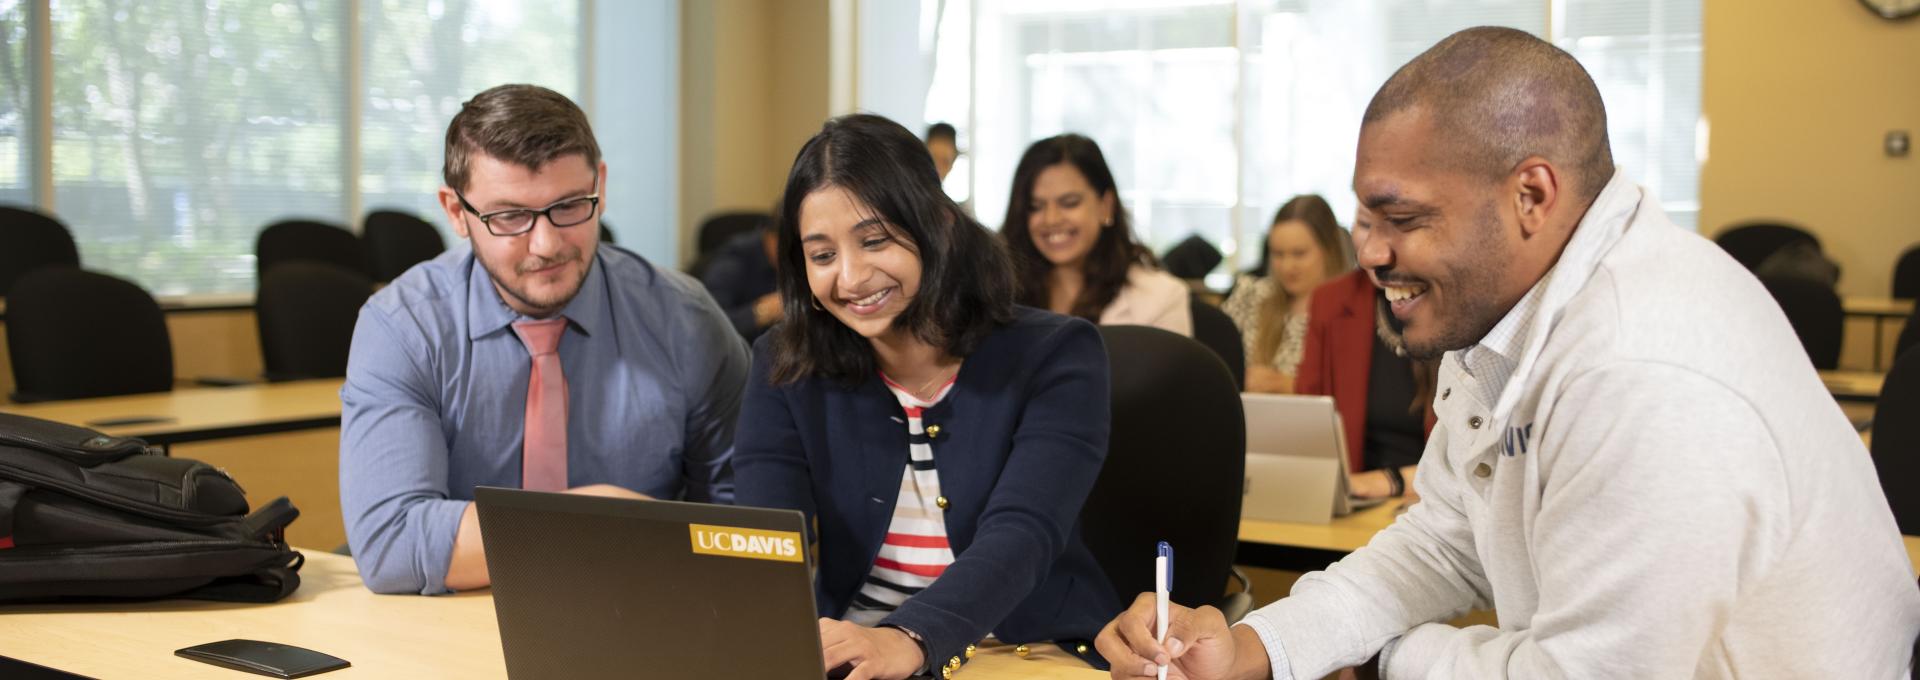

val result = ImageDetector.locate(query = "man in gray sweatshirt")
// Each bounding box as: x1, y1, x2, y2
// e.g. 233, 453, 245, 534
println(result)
1098, 26, 1920, 679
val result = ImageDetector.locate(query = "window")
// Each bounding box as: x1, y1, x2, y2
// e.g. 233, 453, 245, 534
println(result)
360, 0, 580, 238
48, 0, 345, 295
934, 0, 1702, 286
0, 0, 30, 207
4, 0, 582, 296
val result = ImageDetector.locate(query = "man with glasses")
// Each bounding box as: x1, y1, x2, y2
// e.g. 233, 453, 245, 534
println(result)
340, 84, 749, 594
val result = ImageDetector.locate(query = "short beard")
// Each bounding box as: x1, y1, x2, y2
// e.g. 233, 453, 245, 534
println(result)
479, 249, 591, 316
1397, 199, 1512, 361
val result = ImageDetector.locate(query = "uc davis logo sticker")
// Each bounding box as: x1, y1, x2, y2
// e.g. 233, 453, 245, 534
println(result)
689, 524, 803, 563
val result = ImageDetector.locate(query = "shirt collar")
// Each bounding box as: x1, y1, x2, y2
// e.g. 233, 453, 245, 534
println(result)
466, 247, 611, 340
1456, 169, 1644, 412
1451, 170, 1635, 403
1459, 269, 1549, 403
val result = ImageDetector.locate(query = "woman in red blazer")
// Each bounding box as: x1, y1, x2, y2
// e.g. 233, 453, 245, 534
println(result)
1295, 269, 1439, 499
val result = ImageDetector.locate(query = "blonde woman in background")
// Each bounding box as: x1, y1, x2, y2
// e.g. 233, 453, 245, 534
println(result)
1220, 195, 1354, 393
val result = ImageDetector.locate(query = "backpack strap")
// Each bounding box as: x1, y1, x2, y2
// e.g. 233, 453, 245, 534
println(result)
0, 481, 22, 549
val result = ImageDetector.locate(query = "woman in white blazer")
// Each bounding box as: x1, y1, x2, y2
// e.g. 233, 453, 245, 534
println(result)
999, 134, 1191, 337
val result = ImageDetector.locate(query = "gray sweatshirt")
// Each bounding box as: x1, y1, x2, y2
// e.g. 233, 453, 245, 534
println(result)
1240, 172, 1920, 679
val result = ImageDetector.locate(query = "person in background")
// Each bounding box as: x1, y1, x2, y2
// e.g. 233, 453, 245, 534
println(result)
1296, 261, 1439, 501
701, 222, 781, 341
1098, 27, 1919, 678
736, 114, 1120, 679
339, 84, 748, 595
1002, 134, 1191, 336
926, 122, 960, 182
1220, 195, 1353, 393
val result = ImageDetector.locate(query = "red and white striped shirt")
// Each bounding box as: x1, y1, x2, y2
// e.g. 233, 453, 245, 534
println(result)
844, 373, 958, 625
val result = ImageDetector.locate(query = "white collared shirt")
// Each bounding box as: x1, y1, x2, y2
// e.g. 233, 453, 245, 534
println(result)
1236, 172, 1920, 679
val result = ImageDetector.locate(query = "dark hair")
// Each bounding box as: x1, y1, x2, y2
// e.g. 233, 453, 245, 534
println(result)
925, 122, 957, 145
770, 114, 1017, 386
1247, 195, 1354, 365
443, 84, 601, 193
1001, 134, 1154, 321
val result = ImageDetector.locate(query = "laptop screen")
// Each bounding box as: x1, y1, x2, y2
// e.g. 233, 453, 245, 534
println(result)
476, 488, 824, 679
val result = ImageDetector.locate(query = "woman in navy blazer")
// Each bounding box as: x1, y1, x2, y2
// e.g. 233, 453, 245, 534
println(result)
735, 114, 1121, 679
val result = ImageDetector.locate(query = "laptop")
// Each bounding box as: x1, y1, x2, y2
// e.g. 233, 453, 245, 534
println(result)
1239, 394, 1385, 524
474, 487, 828, 679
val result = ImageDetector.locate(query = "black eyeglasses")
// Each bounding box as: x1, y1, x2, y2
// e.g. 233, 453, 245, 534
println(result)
456, 192, 601, 237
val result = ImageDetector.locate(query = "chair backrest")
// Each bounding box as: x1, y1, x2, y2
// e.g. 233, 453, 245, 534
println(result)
0, 205, 81, 297
1897, 306, 1920, 364
1760, 274, 1844, 370
1082, 325, 1245, 608
1873, 346, 1920, 535
696, 212, 771, 257
1188, 295, 1246, 390
5, 268, 172, 401
256, 262, 374, 382
1161, 235, 1223, 280
1894, 245, 1920, 300
1714, 222, 1820, 273
361, 210, 445, 282
257, 219, 365, 280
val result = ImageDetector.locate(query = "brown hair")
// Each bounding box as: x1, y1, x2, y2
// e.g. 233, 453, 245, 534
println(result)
1251, 195, 1353, 367
442, 84, 602, 193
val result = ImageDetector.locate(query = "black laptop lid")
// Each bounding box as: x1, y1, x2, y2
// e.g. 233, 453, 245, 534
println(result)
475, 487, 823, 679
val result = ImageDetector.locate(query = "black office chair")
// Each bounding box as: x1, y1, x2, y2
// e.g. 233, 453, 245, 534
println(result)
1189, 295, 1246, 391
257, 219, 366, 280
5, 268, 173, 402
1162, 235, 1223, 281
256, 262, 374, 382
1897, 306, 1920, 364
0, 205, 81, 297
688, 212, 772, 278
1894, 245, 1920, 300
1083, 325, 1251, 623
1714, 222, 1821, 274
361, 210, 444, 282
697, 212, 771, 257
1872, 346, 1920, 535
1761, 275, 1844, 370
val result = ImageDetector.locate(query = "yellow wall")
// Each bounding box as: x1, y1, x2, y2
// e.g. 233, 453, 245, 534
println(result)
679, 0, 832, 268
1700, 0, 1920, 302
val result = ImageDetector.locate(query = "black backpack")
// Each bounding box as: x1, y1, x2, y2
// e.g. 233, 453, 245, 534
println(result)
0, 412, 303, 602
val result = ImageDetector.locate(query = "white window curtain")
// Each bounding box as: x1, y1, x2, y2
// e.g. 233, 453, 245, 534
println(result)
927, 0, 1701, 286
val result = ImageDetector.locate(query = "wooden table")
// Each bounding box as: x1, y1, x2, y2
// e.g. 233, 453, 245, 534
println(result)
0, 379, 344, 446
1236, 501, 1404, 572
1843, 297, 1914, 371
0, 552, 1104, 679
1820, 369, 1885, 403
1240, 503, 1920, 578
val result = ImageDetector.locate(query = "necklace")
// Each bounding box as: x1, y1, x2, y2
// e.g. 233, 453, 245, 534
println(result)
912, 368, 954, 401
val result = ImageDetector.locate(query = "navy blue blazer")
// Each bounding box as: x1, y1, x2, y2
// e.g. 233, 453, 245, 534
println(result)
734, 307, 1122, 671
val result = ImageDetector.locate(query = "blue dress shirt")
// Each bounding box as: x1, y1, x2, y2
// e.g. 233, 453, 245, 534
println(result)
340, 243, 749, 594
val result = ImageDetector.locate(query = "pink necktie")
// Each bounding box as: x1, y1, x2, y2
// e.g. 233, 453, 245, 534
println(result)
513, 318, 569, 491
